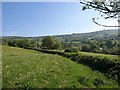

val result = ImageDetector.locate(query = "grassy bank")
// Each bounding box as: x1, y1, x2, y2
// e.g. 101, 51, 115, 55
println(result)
2, 46, 118, 88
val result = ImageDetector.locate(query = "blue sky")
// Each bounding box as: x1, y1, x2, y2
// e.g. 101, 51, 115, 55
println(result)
2, 2, 117, 37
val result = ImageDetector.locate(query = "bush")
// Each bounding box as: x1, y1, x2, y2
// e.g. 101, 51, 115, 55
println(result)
64, 47, 79, 52
16, 39, 31, 48
81, 44, 91, 52
8, 40, 17, 47
94, 78, 104, 86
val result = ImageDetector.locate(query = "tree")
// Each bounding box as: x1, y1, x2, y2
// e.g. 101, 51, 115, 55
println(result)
90, 43, 100, 52
29, 40, 37, 48
80, 0, 120, 27
41, 36, 55, 49
41, 36, 61, 49
105, 40, 113, 48
7, 39, 31, 48
16, 39, 31, 48
101, 45, 109, 54
53, 40, 61, 49
36, 42, 41, 48
82, 44, 91, 52
8, 40, 16, 47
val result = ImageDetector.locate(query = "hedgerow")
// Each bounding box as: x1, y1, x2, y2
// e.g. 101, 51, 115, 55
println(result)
38, 49, 120, 84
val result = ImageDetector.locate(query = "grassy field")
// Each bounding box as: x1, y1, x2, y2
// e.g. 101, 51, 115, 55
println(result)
47, 49, 118, 60
78, 51, 118, 59
2, 46, 118, 88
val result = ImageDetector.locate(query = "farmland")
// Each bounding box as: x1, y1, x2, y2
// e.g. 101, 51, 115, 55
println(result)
2, 46, 118, 88
2, 2, 120, 89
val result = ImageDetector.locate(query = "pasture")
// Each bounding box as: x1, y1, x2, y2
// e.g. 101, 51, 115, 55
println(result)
2, 46, 118, 88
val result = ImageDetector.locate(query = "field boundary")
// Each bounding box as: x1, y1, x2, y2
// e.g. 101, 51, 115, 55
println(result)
28, 48, 120, 85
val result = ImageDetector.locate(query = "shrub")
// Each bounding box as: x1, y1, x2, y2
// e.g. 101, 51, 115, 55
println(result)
64, 47, 79, 52
94, 78, 104, 86
81, 44, 91, 52
8, 40, 16, 47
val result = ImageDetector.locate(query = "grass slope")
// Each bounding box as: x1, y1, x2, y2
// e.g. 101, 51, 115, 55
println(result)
2, 46, 118, 88
78, 51, 118, 60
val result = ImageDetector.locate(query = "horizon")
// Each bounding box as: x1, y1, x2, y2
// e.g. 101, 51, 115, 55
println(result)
2, 29, 118, 37
2, 2, 118, 37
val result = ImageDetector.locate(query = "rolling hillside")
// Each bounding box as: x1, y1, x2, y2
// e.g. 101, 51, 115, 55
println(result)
2, 29, 119, 42
2, 46, 118, 88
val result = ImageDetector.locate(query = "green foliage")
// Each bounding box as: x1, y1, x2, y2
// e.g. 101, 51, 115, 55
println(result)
2, 29, 119, 55
39, 49, 120, 84
52, 40, 61, 49
64, 47, 79, 52
41, 36, 61, 49
82, 6, 87, 10
36, 42, 41, 48
81, 44, 91, 52
41, 36, 55, 49
105, 40, 113, 48
7, 39, 31, 49
8, 40, 16, 47
16, 39, 31, 48
77, 76, 90, 86
94, 78, 105, 87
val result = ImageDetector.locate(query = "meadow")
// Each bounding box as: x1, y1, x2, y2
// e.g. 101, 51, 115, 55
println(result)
2, 46, 118, 88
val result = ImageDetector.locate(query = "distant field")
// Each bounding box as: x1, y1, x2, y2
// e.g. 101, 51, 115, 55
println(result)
50, 49, 119, 61
49, 49, 118, 59
2, 46, 118, 88
78, 51, 119, 60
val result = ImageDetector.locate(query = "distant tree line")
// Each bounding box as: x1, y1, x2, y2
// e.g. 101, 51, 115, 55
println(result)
7, 39, 39, 49
2, 35, 119, 55
63, 38, 119, 55
2, 36, 61, 50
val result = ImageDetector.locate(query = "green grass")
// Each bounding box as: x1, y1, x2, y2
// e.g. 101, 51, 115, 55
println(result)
2, 46, 118, 88
65, 51, 119, 62
50, 49, 118, 60
78, 51, 118, 58
78, 51, 119, 62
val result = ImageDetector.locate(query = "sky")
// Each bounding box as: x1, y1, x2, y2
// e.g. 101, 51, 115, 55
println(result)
2, 2, 118, 37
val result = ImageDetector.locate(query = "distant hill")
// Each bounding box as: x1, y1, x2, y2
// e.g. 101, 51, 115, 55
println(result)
2, 29, 119, 42
53, 29, 119, 42
2, 29, 119, 55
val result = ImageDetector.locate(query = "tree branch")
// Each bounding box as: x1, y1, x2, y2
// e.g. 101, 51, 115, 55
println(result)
92, 19, 120, 27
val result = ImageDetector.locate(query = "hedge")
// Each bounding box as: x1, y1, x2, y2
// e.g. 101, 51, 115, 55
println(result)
38, 49, 120, 84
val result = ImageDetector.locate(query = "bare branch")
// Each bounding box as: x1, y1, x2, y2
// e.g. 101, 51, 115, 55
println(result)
80, 0, 120, 27
92, 19, 120, 27
80, 0, 120, 17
